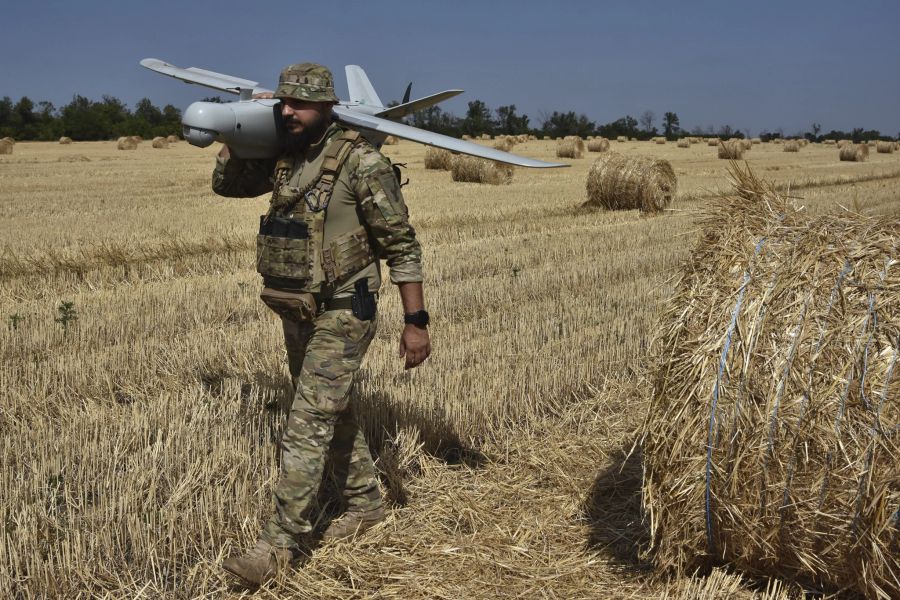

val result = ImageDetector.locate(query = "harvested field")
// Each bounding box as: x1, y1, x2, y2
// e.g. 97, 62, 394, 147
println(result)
1, 138, 899, 599
643, 164, 899, 598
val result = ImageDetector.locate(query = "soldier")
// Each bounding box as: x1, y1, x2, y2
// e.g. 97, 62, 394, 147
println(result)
214, 63, 431, 587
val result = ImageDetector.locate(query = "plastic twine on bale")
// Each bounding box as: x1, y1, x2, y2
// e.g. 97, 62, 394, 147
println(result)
705, 235, 768, 555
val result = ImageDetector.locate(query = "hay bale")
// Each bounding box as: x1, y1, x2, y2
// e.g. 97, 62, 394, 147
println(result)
798, 139, 809, 147
654, 137, 667, 145
424, 147, 453, 170
556, 139, 583, 159
837, 139, 852, 148
824, 139, 837, 145
59, 136, 73, 144
563, 136, 585, 153
840, 144, 869, 162
461, 134, 472, 141
642, 163, 899, 598
151, 137, 169, 149
450, 155, 513, 185
587, 138, 610, 152
717, 140, 744, 159
493, 137, 514, 152
707, 138, 720, 147
584, 151, 676, 213
783, 140, 800, 152
479, 134, 491, 141
751, 138, 761, 145
1, 136, 14, 145
129, 136, 143, 143
383, 135, 399, 145
616, 135, 627, 143
166, 135, 179, 143
876, 141, 894, 154
677, 139, 691, 148
117, 137, 138, 151
0, 138, 13, 155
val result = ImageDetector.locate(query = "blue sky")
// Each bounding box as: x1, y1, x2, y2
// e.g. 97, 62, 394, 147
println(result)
1, 0, 898, 136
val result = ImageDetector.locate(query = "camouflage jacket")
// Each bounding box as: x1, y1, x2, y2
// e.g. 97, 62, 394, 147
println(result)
212, 123, 423, 295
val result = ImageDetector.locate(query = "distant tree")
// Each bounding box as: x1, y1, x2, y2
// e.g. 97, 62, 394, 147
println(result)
461, 100, 494, 136
597, 115, 637, 139
810, 122, 821, 140
410, 105, 460, 137
639, 110, 656, 134
495, 105, 529, 135
542, 111, 595, 138
662, 111, 680, 139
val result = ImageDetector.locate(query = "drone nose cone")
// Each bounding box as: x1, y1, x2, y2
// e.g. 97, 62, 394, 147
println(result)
182, 102, 235, 147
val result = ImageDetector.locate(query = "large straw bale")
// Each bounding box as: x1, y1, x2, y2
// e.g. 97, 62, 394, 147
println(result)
461, 134, 472, 140
563, 135, 585, 153
837, 139, 852, 148
587, 138, 610, 152
151, 136, 169, 149
0, 139, 13, 155
823, 139, 837, 145
129, 136, 143, 143
876, 141, 894, 154
642, 163, 899, 598
783, 140, 800, 152
707, 138, 720, 147
584, 151, 676, 213
773, 138, 784, 144
450, 155, 513, 185
493, 136, 514, 152
166, 135, 179, 143
383, 135, 399, 145
654, 137, 667, 145
717, 140, 743, 159
423, 147, 453, 170
616, 135, 627, 143
117, 137, 138, 150
556, 139, 583, 159
479, 134, 491, 141
59, 136, 73, 144
839, 144, 869, 162
1, 136, 14, 145
751, 137, 761, 145
798, 138, 809, 147
677, 139, 690, 148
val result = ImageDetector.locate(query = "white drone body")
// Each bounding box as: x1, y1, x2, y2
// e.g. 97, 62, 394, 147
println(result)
140, 58, 566, 167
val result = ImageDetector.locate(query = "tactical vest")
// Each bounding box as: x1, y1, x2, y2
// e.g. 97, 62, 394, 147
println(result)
256, 129, 375, 293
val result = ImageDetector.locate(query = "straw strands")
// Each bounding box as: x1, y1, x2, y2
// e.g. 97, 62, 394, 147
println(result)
557, 139, 583, 159
587, 138, 610, 152
840, 144, 869, 162
642, 163, 899, 598
584, 152, 676, 213
423, 147, 453, 170
450, 155, 513, 185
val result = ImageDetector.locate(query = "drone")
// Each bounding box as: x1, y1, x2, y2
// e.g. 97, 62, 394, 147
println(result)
141, 58, 566, 168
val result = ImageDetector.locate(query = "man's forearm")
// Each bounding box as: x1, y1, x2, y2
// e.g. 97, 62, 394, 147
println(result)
397, 281, 425, 314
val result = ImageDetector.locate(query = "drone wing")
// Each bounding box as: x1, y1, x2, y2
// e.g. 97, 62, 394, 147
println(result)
334, 107, 567, 168
140, 58, 273, 95
376, 90, 464, 120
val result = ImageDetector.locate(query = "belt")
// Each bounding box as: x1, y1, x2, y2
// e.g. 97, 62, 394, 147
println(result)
317, 296, 354, 312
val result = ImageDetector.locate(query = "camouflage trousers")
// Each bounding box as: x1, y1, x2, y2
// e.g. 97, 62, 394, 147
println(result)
261, 308, 380, 549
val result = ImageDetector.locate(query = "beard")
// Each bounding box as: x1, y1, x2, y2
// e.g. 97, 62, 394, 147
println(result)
282, 112, 331, 155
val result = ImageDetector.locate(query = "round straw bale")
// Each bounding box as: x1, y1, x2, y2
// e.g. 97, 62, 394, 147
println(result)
798, 138, 809, 147
876, 141, 894, 154
751, 137, 761, 145
117, 137, 138, 150
461, 134, 472, 141
129, 136, 142, 143
563, 135, 585, 153
837, 139, 852, 148
493, 136, 514, 152
654, 137, 667, 145
677, 138, 691, 148
424, 147, 453, 170
166, 134, 179, 143
556, 139, 583, 159
587, 138, 610, 152
773, 138, 784, 144
616, 135, 627, 143
151, 136, 169, 149
383, 135, 399, 145
0, 139, 13, 155
450, 155, 513, 185
840, 144, 869, 162
1, 136, 14, 145
643, 163, 899, 598
707, 138, 720, 147
584, 151, 676, 213
717, 140, 744, 159
59, 136, 73, 144
783, 140, 800, 152
824, 139, 837, 145
479, 134, 491, 140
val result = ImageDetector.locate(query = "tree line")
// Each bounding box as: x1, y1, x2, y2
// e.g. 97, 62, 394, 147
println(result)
1, 94, 895, 143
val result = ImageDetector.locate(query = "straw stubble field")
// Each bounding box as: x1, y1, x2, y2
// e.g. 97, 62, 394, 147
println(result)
1, 139, 898, 598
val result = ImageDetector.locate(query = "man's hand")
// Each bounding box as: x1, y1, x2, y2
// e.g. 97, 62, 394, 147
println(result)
399, 324, 431, 369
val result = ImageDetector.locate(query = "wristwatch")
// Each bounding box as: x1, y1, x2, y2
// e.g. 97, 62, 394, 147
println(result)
403, 309, 430, 328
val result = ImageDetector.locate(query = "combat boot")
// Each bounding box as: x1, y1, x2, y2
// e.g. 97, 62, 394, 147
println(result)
321, 505, 386, 542
222, 539, 294, 587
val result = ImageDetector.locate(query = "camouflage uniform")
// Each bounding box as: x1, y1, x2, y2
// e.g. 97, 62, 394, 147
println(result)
213, 64, 423, 551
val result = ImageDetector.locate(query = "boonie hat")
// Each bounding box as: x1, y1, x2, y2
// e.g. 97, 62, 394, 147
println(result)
275, 63, 339, 103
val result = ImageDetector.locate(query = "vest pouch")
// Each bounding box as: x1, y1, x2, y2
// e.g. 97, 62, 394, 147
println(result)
260, 287, 317, 322
256, 216, 311, 280
322, 226, 375, 283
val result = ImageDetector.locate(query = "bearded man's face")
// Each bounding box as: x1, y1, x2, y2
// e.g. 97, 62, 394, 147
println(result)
280, 99, 332, 152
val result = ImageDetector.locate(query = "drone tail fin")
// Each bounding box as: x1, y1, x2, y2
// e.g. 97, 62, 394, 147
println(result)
345, 65, 383, 108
